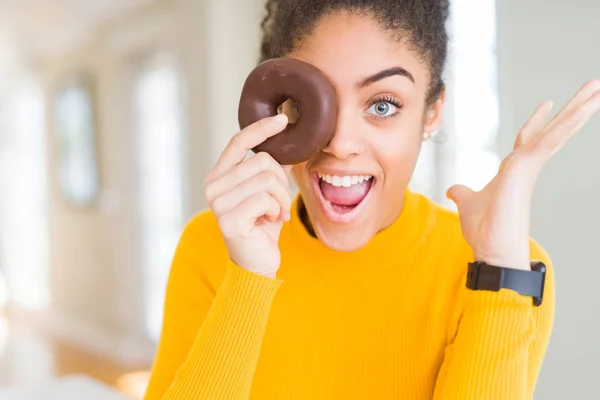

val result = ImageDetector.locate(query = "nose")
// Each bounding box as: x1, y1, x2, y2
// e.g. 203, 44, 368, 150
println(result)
321, 108, 362, 160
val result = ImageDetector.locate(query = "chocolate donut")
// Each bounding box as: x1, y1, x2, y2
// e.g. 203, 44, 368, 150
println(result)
238, 58, 338, 165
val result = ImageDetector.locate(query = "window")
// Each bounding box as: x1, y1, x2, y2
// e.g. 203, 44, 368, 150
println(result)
451, 0, 500, 183
0, 81, 50, 309
411, 0, 500, 207
53, 77, 100, 207
444, 0, 501, 207
132, 55, 187, 342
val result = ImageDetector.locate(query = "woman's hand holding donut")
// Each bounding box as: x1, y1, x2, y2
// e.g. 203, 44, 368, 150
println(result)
447, 80, 600, 271
204, 114, 293, 278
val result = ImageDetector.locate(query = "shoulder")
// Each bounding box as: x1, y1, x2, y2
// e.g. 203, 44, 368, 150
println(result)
416, 192, 554, 268
168, 209, 230, 292
410, 191, 471, 260
179, 208, 223, 247
176, 208, 229, 264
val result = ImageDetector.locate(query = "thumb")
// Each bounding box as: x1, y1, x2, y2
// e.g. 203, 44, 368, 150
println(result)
446, 184, 474, 207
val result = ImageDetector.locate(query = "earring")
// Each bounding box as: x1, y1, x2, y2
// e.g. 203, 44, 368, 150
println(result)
423, 130, 438, 141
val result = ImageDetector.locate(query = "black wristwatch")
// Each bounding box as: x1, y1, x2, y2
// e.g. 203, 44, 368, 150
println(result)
466, 260, 547, 306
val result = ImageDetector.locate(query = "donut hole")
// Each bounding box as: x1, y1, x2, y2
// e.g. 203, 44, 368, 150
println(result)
277, 98, 301, 124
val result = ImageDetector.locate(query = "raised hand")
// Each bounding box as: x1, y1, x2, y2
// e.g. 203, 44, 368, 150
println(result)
204, 114, 292, 278
447, 80, 600, 270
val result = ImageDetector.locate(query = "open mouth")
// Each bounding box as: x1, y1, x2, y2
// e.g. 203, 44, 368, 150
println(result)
313, 172, 375, 222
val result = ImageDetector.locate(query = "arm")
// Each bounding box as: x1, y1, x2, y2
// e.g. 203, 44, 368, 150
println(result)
433, 251, 555, 399
144, 215, 282, 400
439, 80, 599, 400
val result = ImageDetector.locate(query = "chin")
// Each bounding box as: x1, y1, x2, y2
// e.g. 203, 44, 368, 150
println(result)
313, 223, 376, 252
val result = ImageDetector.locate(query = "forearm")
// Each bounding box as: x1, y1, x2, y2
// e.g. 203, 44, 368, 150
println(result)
433, 289, 535, 400
159, 261, 282, 400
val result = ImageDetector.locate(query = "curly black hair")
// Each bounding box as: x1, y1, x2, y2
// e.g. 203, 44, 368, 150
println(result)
259, 0, 450, 106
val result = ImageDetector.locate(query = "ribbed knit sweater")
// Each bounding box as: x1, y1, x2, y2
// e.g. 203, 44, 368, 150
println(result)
144, 189, 555, 399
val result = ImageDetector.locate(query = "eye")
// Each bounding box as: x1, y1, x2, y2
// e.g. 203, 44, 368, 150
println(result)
365, 96, 402, 119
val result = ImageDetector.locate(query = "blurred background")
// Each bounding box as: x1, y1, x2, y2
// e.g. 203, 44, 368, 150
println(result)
0, 0, 598, 399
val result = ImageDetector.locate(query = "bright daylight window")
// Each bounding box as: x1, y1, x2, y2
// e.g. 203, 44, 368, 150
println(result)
0, 80, 50, 310
411, 0, 500, 207
133, 55, 187, 342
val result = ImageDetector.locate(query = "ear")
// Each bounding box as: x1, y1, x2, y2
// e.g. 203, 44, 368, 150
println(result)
423, 87, 446, 135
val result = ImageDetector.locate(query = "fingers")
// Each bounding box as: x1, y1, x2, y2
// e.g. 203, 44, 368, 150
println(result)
204, 151, 293, 226
219, 193, 281, 239
544, 79, 600, 134
531, 85, 600, 163
210, 170, 292, 222
208, 114, 288, 181
514, 80, 600, 151
446, 184, 475, 207
205, 152, 289, 203
514, 101, 554, 150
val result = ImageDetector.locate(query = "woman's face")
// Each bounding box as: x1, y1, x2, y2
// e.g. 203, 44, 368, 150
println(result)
289, 12, 444, 252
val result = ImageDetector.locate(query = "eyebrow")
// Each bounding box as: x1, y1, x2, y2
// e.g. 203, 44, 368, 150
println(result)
358, 66, 415, 88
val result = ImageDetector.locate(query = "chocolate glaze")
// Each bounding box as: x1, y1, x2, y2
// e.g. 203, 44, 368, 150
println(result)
238, 58, 338, 165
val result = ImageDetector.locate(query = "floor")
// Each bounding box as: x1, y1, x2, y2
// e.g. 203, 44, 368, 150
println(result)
0, 312, 152, 399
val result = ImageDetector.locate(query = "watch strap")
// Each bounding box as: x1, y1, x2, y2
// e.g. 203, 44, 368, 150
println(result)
466, 261, 546, 306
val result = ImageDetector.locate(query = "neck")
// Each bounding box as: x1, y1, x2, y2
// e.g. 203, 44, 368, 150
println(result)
287, 189, 438, 273
298, 195, 407, 240
299, 199, 317, 238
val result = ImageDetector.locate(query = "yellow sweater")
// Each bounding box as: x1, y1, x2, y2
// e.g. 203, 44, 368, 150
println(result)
144, 190, 555, 400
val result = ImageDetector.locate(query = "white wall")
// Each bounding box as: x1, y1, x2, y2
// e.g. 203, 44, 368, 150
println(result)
497, 1, 600, 398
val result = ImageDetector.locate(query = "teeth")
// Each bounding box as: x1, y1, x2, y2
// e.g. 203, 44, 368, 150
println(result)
317, 173, 373, 188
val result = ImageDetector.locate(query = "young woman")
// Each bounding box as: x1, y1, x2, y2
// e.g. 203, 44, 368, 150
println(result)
144, 1, 600, 399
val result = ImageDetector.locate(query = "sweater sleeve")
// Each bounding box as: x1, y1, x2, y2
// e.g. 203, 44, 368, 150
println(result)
144, 215, 282, 400
433, 256, 555, 399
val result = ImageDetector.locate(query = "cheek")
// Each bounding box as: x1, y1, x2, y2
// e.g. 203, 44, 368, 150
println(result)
291, 163, 309, 185
371, 123, 423, 175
